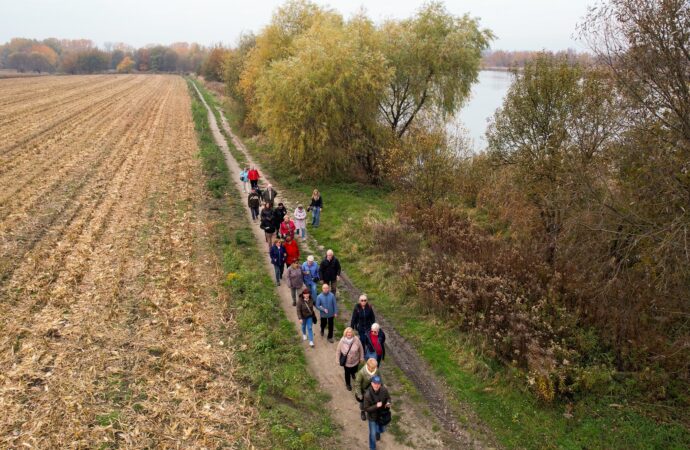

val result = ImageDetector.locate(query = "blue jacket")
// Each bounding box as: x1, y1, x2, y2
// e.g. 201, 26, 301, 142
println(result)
316, 292, 337, 318
269, 245, 287, 266
301, 261, 319, 284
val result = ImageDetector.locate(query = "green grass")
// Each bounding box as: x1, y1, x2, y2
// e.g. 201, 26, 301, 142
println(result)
187, 79, 338, 449
210, 83, 690, 450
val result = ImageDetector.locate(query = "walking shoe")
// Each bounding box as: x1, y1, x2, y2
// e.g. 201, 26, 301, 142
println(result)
327, 338, 334, 343
292, 300, 296, 306
376, 432, 380, 441
346, 385, 352, 391
320, 330, 324, 337
360, 411, 366, 421
309, 341, 314, 347
302, 334, 307, 341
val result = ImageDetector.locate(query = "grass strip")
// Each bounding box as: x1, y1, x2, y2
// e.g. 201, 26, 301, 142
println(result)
187, 79, 338, 449
212, 87, 690, 450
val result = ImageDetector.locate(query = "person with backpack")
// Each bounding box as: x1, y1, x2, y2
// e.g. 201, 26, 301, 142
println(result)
239, 166, 249, 193
269, 239, 287, 286
286, 261, 304, 306
316, 283, 337, 342
308, 189, 323, 227
336, 327, 364, 391
247, 167, 260, 189
262, 184, 278, 208
247, 188, 261, 221
319, 249, 341, 296
362, 375, 392, 449
260, 203, 276, 247
296, 288, 316, 347
301, 255, 319, 299
351, 294, 376, 341
362, 323, 386, 366
354, 358, 379, 421
293, 204, 307, 240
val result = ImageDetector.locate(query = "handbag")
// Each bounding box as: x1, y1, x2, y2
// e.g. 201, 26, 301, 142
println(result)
339, 341, 354, 367
377, 408, 392, 426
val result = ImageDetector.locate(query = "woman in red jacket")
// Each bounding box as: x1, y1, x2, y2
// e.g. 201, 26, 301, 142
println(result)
247, 166, 260, 189
284, 234, 300, 266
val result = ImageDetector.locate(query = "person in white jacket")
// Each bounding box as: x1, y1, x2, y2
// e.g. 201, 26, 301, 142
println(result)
293, 204, 307, 240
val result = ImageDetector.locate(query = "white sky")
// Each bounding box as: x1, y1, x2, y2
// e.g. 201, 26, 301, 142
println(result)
0, 0, 593, 51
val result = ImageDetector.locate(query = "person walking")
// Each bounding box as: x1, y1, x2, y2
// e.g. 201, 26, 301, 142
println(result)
319, 249, 341, 296
260, 203, 276, 247
336, 327, 364, 391
247, 166, 260, 189
363, 323, 386, 366
351, 294, 376, 342
284, 234, 300, 266
262, 184, 278, 208
269, 239, 287, 286
273, 202, 287, 236
316, 283, 337, 342
239, 166, 249, 193
301, 255, 319, 299
354, 358, 379, 421
308, 189, 323, 227
279, 214, 296, 240
363, 375, 392, 449
296, 288, 316, 347
247, 188, 261, 221
286, 261, 304, 306
293, 204, 307, 240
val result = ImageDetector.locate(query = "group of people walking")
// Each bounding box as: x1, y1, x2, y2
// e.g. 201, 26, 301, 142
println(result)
245, 171, 391, 449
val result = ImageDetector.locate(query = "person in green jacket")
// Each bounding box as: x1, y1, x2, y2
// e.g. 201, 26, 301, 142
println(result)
353, 358, 378, 421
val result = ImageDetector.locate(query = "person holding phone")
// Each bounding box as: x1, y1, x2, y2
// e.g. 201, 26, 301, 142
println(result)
362, 375, 392, 449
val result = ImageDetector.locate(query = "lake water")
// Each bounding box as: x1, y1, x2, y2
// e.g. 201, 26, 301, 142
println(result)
450, 70, 514, 152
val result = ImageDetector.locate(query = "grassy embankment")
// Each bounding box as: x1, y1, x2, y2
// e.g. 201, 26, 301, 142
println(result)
208, 89, 690, 449
187, 80, 338, 449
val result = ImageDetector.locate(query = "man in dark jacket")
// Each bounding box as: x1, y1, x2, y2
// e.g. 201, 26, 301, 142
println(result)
351, 294, 376, 341
247, 188, 261, 221
362, 375, 391, 449
262, 183, 278, 208
319, 249, 341, 295
269, 240, 287, 286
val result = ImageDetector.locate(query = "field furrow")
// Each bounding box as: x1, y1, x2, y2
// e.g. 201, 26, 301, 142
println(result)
0, 75, 253, 447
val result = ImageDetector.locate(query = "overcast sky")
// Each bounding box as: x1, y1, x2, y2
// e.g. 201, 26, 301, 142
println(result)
0, 0, 594, 51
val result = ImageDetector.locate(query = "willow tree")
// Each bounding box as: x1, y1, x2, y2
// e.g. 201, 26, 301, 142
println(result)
237, 0, 341, 128
254, 17, 392, 181
377, 2, 493, 138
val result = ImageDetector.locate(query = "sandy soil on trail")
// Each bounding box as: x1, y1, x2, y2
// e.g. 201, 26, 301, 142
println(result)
194, 83, 453, 449
0, 76, 255, 447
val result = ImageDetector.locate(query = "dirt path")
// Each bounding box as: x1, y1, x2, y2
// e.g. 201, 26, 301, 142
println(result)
192, 83, 460, 449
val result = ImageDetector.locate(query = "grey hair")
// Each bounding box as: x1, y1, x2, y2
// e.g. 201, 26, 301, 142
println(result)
371, 323, 380, 332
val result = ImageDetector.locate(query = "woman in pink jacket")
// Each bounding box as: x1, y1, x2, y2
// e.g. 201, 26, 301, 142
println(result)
336, 327, 364, 391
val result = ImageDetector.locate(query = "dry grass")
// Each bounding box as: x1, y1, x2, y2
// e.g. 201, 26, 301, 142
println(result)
0, 75, 255, 447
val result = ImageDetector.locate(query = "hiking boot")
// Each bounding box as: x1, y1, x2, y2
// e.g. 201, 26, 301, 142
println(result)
360, 411, 366, 421
376, 432, 380, 441
346, 385, 352, 391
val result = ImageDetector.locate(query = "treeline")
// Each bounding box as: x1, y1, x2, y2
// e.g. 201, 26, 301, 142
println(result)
215, 0, 689, 406
481, 48, 594, 68
0, 38, 213, 74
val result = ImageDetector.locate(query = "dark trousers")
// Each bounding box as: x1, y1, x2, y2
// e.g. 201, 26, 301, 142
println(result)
250, 180, 258, 189
344, 365, 358, 388
250, 206, 259, 220
320, 316, 334, 339
325, 279, 337, 295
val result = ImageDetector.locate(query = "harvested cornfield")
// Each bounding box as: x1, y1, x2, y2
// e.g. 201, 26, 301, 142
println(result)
0, 75, 254, 447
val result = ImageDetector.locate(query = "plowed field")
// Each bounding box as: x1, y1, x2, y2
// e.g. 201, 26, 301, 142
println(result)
0, 75, 254, 447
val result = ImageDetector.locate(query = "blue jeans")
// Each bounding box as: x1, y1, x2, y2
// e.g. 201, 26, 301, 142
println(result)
311, 207, 321, 226
273, 264, 283, 284
301, 316, 314, 341
299, 227, 306, 238
306, 281, 317, 299
368, 420, 385, 449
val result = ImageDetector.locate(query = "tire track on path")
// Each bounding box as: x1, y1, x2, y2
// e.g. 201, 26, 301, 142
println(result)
192, 83, 454, 449
208, 90, 497, 449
